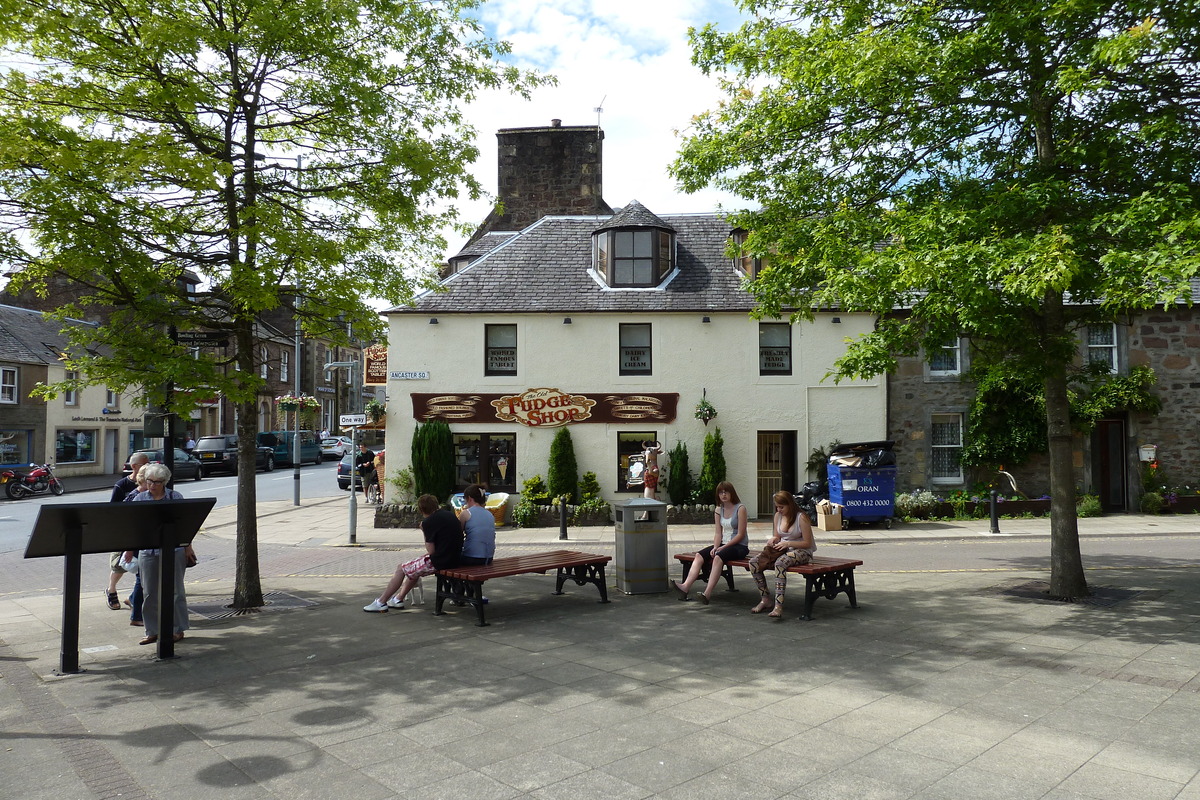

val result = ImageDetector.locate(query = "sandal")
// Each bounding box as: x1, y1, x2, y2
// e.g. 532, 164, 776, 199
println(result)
138, 635, 158, 645
767, 607, 784, 619
670, 580, 689, 601
697, 593, 710, 606
751, 599, 771, 614
106, 590, 121, 611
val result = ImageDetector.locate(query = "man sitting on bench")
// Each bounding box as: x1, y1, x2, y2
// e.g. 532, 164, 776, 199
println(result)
364, 494, 462, 612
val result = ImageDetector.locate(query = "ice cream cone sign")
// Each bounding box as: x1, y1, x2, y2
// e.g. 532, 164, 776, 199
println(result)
497, 457, 508, 481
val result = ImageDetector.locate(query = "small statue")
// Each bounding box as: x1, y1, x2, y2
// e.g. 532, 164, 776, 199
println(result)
642, 440, 662, 501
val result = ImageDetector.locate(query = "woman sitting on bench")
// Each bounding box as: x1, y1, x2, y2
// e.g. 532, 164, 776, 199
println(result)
458, 484, 496, 566
671, 481, 750, 604
748, 490, 816, 618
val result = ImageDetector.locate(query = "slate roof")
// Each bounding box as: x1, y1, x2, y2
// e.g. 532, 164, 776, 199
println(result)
0, 304, 90, 364
389, 210, 754, 315
594, 200, 675, 233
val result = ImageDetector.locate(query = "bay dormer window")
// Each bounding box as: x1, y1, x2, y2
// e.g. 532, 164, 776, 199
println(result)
592, 201, 676, 289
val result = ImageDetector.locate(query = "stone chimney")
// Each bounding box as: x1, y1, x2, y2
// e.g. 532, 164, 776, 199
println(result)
465, 120, 613, 245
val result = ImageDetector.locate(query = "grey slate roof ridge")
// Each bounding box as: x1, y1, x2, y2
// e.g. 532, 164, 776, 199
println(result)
0, 303, 96, 364
593, 199, 675, 233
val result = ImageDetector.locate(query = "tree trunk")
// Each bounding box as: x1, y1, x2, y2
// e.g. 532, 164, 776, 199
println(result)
1043, 295, 1089, 600
232, 319, 265, 609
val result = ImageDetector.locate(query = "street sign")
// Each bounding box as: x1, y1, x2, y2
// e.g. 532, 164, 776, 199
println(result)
340, 414, 367, 427
176, 332, 230, 347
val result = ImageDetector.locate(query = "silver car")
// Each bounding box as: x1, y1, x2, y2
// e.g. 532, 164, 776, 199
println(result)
320, 436, 354, 461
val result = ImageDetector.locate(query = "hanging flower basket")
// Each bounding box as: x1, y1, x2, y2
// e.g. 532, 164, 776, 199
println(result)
694, 397, 718, 425
365, 399, 386, 424
276, 394, 320, 413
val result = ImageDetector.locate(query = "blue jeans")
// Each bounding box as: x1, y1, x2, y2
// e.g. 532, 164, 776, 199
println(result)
128, 574, 143, 623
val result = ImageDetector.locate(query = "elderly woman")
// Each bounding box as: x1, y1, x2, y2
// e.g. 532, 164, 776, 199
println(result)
123, 463, 194, 645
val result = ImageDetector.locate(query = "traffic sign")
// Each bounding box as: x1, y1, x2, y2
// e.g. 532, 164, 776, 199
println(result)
340, 414, 367, 427
176, 332, 230, 347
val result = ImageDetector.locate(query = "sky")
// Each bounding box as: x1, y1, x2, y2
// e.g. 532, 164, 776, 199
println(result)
446, 0, 750, 255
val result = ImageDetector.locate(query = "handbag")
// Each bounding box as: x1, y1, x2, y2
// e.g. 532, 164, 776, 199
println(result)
753, 543, 787, 572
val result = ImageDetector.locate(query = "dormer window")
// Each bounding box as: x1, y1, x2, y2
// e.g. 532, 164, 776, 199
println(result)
731, 229, 767, 277
592, 200, 676, 289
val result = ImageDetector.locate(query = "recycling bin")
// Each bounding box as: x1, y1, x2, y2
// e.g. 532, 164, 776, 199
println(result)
827, 463, 896, 527
613, 497, 668, 594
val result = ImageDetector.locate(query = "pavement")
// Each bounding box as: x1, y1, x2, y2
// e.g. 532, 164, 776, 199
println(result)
2, 494, 1200, 800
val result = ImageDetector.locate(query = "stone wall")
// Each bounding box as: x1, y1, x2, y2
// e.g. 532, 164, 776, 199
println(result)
1128, 307, 1200, 486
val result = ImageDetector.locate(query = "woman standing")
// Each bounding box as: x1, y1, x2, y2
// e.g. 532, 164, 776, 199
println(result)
124, 463, 194, 645
671, 481, 750, 604
748, 491, 816, 618
458, 484, 496, 565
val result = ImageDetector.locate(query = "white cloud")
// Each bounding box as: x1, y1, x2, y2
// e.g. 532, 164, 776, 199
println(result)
447, 0, 749, 255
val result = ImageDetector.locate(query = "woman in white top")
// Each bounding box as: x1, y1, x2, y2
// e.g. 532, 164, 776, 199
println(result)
748, 490, 816, 618
672, 481, 749, 605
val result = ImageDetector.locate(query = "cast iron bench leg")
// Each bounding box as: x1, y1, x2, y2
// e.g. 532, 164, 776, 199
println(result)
434, 574, 451, 616
463, 579, 488, 626
555, 564, 612, 604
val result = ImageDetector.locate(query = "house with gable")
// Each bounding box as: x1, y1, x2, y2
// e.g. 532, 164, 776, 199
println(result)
382, 121, 886, 516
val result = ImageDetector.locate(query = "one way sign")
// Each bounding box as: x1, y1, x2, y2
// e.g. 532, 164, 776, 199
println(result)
340, 414, 367, 427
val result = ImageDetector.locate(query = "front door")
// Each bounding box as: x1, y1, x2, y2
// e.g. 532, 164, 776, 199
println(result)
756, 431, 797, 517
1092, 418, 1127, 512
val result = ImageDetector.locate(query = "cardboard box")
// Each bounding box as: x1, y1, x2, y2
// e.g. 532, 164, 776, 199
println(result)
816, 507, 843, 532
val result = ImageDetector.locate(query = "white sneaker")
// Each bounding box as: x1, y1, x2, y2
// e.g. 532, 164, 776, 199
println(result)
386, 597, 405, 609
363, 599, 389, 612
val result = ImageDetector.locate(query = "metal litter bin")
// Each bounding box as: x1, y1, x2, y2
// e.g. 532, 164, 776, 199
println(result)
613, 498, 668, 594
827, 463, 896, 528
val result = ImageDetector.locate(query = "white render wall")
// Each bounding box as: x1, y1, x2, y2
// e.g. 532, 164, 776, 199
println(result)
384, 310, 886, 507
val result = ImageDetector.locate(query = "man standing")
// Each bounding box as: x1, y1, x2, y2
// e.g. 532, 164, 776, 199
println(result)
105, 452, 148, 611
364, 494, 462, 611
354, 442, 375, 501
183, 431, 196, 453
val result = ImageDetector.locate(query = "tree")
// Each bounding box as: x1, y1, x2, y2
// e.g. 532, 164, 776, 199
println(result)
666, 440, 692, 505
696, 427, 726, 503
0, 0, 544, 609
673, 0, 1200, 599
546, 427, 579, 502
411, 421, 454, 501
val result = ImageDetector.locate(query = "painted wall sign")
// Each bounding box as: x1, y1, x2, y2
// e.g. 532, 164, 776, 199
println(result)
412, 391, 678, 425
363, 344, 388, 386
389, 370, 430, 380
491, 388, 597, 427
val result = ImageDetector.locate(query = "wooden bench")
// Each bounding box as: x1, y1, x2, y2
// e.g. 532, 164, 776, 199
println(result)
436, 550, 612, 626
674, 552, 863, 620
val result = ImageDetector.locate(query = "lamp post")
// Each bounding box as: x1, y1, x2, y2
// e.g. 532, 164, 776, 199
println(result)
292, 155, 304, 507
325, 360, 359, 544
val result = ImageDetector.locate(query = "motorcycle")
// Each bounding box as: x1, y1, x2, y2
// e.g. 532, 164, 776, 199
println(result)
3, 463, 66, 500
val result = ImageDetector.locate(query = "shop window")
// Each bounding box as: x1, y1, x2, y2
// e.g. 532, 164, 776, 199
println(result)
928, 338, 962, 376
56, 429, 97, 464
616, 431, 657, 493
1087, 323, 1118, 373
485, 324, 517, 376
619, 323, 652, 375
0, 429, 30, 464
453, 433, 516, 492
930, 413, 963, 483
759, 323, 792, 375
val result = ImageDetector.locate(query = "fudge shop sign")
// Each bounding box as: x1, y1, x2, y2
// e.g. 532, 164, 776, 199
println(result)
412, 389, 678, 427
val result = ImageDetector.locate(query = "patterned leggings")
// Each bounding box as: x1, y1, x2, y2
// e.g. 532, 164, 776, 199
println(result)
749, 549, 813, 607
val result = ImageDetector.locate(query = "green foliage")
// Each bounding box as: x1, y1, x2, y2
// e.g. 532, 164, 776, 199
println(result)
960, 368, 1048, 468
411, 421, 454, 501
573, 473, 611, 525
1076, 495, 1103, 518
512, 474, 551, 528
696, 427, 727, 502
805, 440, 842, 486
546, 427, 579, 502
579, 471, 603, 502
672, 0, 1200, 596
1140, 492, 1165, 514
894, 490, 940, 519
1070, 365, 1163, 432
666, 441, 692, 504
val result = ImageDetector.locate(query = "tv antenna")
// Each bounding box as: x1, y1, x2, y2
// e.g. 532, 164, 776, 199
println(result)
594, 95, 606, 131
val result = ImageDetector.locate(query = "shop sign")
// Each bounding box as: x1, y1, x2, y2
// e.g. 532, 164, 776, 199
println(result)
363, 344, 388, 386
492, 388, 597, 428
412, 391, 678, 425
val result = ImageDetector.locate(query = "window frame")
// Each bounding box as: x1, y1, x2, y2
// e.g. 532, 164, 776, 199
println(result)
105, 387, 119, 409
1, 367, 18, 404
731, 229, 766, 278
453, 432, 516, 493
63, 370, 78, 406
618, 323, 652, 376
927, 338, 963, 377
616, 431, 657, 493
930, 412, 964, 484
596, 228, 674, 288
484, 324, 518, 377
280, 350, 289, 383
56, 428, 98, 464
759, 323, 792, 376
260, 345, 269, 379
1086, 323, 1118, 373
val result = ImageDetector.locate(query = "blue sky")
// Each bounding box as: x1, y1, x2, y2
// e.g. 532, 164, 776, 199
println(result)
450, 0, 749, 253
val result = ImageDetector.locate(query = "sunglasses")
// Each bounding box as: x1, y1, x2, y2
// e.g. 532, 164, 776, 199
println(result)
147, 479, 166, 485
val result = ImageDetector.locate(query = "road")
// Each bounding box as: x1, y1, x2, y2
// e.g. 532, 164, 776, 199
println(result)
0, 459, 346, 554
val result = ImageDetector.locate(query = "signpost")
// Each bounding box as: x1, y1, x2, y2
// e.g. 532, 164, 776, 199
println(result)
340, 412, 364, 545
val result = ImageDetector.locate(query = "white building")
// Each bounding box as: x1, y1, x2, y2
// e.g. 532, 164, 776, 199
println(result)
383, 123, 885, 516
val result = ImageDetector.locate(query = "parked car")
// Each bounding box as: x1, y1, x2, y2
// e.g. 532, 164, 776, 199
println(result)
123, 448, 204, 481
193, 434, 276, 476
259, 430, 322, 466
320, 436, 354, 461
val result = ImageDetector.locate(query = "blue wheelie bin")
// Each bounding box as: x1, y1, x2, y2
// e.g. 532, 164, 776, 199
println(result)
826, 441, 896, 528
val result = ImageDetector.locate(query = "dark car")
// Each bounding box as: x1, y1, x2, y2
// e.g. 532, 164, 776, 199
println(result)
193, 434, 276, 476
123, 448, 203, 481
338, 450, 382, 491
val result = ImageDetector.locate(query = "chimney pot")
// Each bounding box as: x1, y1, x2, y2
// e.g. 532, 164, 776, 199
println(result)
550, 118, 561, 127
